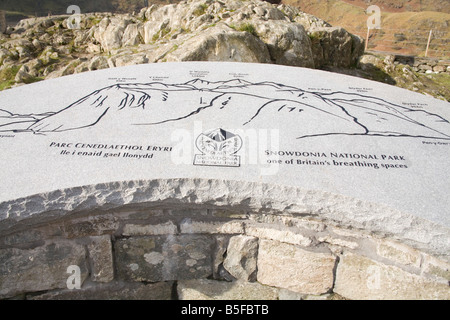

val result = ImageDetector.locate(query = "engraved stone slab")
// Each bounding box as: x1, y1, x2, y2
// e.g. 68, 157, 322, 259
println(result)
0, 62, 449, 257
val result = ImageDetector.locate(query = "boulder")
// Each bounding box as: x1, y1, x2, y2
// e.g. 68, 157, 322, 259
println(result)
0, 48, 10, 64
255, 20, 315, 68
88, 55, 109, 71
122, 23, 143, 46
93, 17, 133, 52
294, 12, 332, 29
358, 54, 383, 71
23, 58, 43, 77
433, 65, 445, 73
46, 59, 83, 79
73, 29, 91, 47
384, 54, 395, 65
2, 39, 32, 50
309, 26, 358, 68
114, 53, 149, 67
165, 24, 271, 63
223, 235, 258, 281
142, 19, 170, 44
32, 39, 43, 50
14, 65, 33, 82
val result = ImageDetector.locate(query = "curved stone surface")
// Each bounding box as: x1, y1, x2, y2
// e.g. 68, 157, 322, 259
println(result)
0, 62, 449, 261
0, 178, 448, 261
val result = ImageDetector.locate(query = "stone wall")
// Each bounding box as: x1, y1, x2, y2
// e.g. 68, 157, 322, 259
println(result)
1, 181, 449, 300
394, 55, 450, 74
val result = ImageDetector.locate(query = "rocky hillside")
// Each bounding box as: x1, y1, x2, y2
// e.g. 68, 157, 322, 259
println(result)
0, 1, 363, 81
0, 0, 449, 100
283, 0, 450, 58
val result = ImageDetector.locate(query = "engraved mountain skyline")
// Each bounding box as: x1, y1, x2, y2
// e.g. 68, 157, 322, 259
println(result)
1, 78, 450, 140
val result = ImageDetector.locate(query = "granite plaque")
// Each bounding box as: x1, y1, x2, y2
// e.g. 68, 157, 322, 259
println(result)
0, 62, 449, 228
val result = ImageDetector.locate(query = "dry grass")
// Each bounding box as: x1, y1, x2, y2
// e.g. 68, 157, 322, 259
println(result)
283, 0, 450, 58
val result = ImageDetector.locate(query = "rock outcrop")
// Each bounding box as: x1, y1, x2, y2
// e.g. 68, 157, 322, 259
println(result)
0, 0, 364, 88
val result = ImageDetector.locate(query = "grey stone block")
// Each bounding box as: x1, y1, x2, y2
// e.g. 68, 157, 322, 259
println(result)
223, 235, 258, 281
0, 241, 88, 298
178, 279, 278, 300
115, 235, 215, 282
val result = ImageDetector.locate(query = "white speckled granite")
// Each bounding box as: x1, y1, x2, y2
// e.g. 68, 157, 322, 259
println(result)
0, 62, 449, 258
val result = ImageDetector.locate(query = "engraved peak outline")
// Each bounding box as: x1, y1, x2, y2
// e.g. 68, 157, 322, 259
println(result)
0, 79, 449, 140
